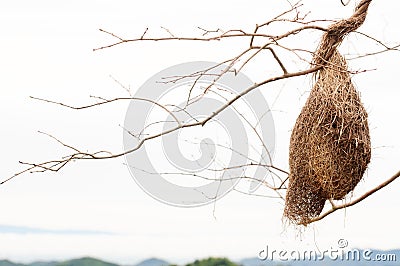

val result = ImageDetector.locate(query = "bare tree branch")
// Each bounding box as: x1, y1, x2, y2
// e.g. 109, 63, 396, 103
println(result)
3, 0, 399, 226
93, 25, 326, 52
308, 170, 400, 224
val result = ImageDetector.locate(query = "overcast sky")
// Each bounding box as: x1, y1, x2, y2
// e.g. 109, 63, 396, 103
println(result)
0, 0, 399, 264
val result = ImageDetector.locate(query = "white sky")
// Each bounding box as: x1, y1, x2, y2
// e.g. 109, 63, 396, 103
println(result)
0, 0, 399, 264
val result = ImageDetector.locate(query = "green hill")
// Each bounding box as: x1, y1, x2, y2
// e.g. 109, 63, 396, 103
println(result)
185, 258, 238, 266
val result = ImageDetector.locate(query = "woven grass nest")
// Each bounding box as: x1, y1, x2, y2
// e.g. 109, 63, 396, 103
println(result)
284, 0, 372, 225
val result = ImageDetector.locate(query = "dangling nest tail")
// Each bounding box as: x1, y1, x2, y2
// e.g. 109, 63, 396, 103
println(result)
284, 0, 372, 226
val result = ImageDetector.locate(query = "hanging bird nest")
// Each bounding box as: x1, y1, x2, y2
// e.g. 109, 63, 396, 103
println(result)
284, 0, 372, 226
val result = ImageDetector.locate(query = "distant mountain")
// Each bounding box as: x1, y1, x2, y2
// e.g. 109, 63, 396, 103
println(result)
29, 261, 58, 266
56, 257, 118, 266
0, 251, 398, 266
0, 260, 24, 266
0, 258, 118, 266
240, 249, 400, 266
135, 258, 169, 266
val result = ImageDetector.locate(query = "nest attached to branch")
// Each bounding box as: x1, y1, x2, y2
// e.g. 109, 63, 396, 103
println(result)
284, 0, 372, 225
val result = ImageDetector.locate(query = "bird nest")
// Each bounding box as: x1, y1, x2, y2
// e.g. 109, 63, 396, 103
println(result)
284, 0, 372, 225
